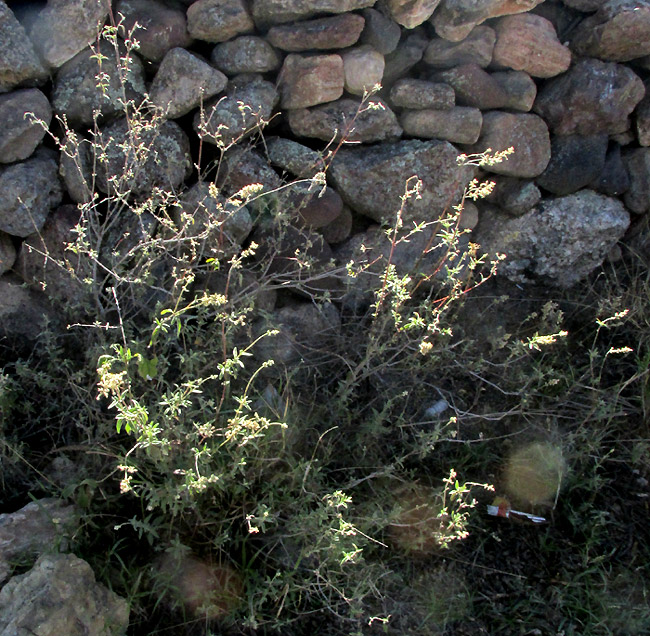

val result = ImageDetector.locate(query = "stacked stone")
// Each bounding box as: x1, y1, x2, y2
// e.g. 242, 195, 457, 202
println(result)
0, 0, 649, 344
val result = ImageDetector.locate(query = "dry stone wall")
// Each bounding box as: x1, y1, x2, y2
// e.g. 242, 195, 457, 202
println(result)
0, 0, 649, 341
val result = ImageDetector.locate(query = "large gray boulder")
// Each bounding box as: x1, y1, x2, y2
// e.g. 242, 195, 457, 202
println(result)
0, 553, 129, 636
95, 118, 192, 198
28, 0, 111, 69
0, 498, 77, 583
0, 149, 63, 237
52, 40, 146, 129
533, 58, 645, 136
328, 139, 473, 225
194, 74, 278, 147
475, 190, 630, 287
0, 2, 48, 92
0, 88, 51, 163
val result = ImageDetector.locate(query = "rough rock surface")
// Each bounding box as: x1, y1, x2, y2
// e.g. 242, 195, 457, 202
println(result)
116, 0, 192, 62
287, 97, 402, 143
150, 48, 227, 119
385, 0, 442, 28
491, 70, 537, 112
0, 88, 51, 163
536, 134, 609, 195
622, 148, 650, 213
195, 75, 278, 147
476, 190, 630, 287
187, 0, 254, 43
0, 275, 56, 343
342, 45, 385, 95
432, 0, 546, 42
0, 149, 63, 237
278, 54, 344, 109
267, 137, 326, 178
96, 118, 192, 198
17, 205, 90, 303
570, 0, 650, 62
0, 2, 48, 92
328, 139, 473, 224
389, 79, 455, 110
533, 58, 645, 136
492, 14, 571, 78
0, 553, 129, 636
251, 0, 376, 26
590, 144, 630, 197
173, 182, 252, 247
488, 177, 542, 216
0, 498, 77, 583
29, 0, 111, 69
400, 107, 483, 144
0, 232, 15, 275
211, 36, 282, 75
436, 64, 509, 110
423, 25, 495, 68
267, 14, 365, 51
360, 8, 401, 54
52, 40, 146, 129
471, 112, 551, 178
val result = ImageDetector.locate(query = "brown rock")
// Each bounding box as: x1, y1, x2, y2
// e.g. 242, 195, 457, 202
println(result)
400, 107, 483, 144
187, 0, 254, 43
360, 8, 401, 54
342, 45, 385, 95
385, 0, 442, 28
423, 26, 495, 68
288, 97, 402, 143
437, 64, 508, 110
491, 71, 536, 112
571, 0, 650, 62
278, 54, 344, 109
116, 0, 192, 62
0, 89, 50, 163
533, 58, 645, 136
328, 139, 473, 224
150, 48, 227, 119
0, 2, 48, 92
492, 14, 571, 78
432, 0, 546, 42
267, 14, 364, 51
211, 36, 282, 75
471, 112, 551, 178
389, 79, 455, 110
52, 40, 146, 129
251, 0, 376, 27
622, 148, 650, 213
28, 0, 110, 68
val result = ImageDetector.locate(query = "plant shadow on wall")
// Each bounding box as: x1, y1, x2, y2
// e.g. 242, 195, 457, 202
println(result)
1, 16, 649, 636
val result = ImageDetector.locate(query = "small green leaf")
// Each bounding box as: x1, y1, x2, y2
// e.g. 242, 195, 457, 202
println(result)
137, 356, 158, 380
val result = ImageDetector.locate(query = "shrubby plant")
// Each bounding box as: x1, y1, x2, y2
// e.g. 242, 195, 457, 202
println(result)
3, 13, 649, 636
